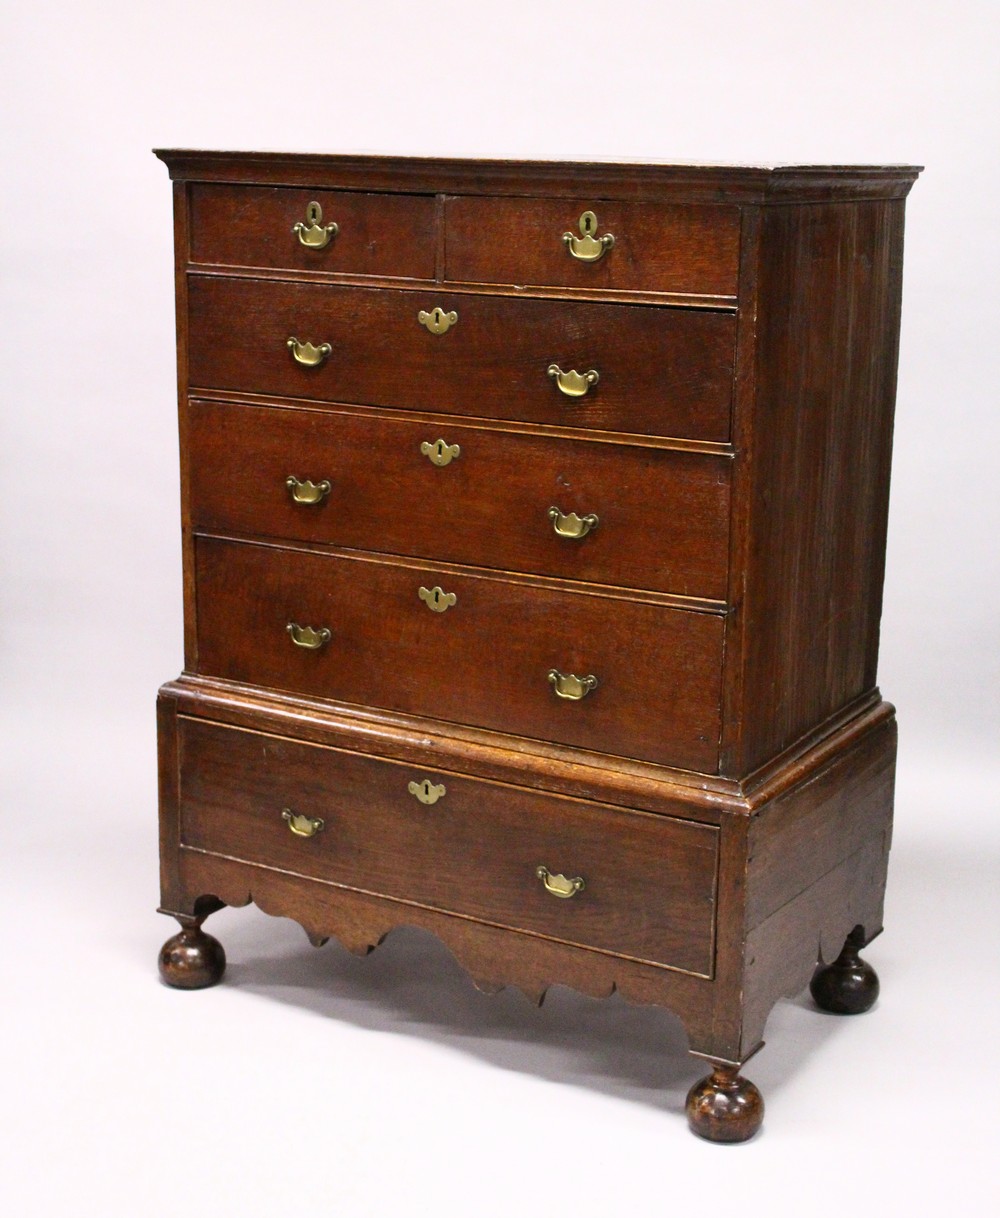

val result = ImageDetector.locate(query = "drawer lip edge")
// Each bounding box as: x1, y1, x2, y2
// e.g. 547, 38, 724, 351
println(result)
162, 674, 739, 820
191, 528, 730, 613
184, 262, 740, 311
190, 527, 732, 615
188, 389, 739, 457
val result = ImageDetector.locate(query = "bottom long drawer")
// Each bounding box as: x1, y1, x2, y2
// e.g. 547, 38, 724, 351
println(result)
177, 717, 719, 978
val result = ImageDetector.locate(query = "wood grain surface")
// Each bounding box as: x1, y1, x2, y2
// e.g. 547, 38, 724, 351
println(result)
186, 275, 736, 442
193, 535, 726, 771
445, 195, 740, 296
185, 397, 732, 600
188, 183, 438, 279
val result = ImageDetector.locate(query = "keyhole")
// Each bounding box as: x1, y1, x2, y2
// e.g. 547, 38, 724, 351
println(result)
582, 211, 597, 236
306, 201, 321, 225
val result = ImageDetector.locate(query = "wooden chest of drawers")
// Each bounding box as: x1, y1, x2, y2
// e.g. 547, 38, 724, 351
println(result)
154, 151, 920, 1141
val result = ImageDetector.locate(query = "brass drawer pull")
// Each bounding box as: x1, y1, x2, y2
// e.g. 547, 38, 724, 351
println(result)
548, 364, 599, 398
548, 506, 599, 539
418, 306, 458, 335
418, 585, 457, 613
548, 670, 598, 700
408, 778, 446, 806
563, 210, 614, 263
292, 201, 338, 249
287, 622, 332, 649
282, 808, 325, 838
287, 337, 332, 367
286, 476, 331, 504
420, 439, 461, 467
536, 866, 585, 898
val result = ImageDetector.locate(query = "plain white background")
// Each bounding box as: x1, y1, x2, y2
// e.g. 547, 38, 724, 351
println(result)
2, 2, 998, 1213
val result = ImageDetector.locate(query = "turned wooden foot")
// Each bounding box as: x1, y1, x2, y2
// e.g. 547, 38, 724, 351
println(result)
686, 1063, 764, 1143
158, 918, 226, 989
810, 926, 879, 1015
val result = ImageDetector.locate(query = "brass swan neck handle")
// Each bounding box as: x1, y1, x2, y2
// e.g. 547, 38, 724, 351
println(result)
292, 201, 338, 249
287, 337, 332, 367
536, 866, 585, 898
548, 670, 598, 700
548, 506, 599, 539
562, 210, 615, 263
548, 365, 599, 398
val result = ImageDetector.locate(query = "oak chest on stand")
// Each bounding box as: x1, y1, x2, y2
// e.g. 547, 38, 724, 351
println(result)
154, 151, 919, 1141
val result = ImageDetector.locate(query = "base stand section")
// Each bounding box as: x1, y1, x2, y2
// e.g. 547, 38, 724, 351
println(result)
158, 916, 226, 990
686, 1063, 764, 1143
809, 926, 879, 1015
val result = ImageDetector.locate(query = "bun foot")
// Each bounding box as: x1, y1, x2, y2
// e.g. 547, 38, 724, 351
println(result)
686, 1063, 764, 1143
810, 927, 879, 1015
159, 922, 226, 989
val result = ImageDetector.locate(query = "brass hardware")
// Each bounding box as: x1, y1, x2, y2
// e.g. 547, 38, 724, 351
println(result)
292, 201, 338, 249
282, 808, 325, 838
536, 866, 585, 898
418, 585, 457, 613
420, 439, 461, 467
408, 778, 447, 806
548, 364, 599, 398
418, 306, 458, 335
287, 622, 332, 649
287, 337, 332, 367
548, 670, 598, 700
548, 506, 599, 538
286, 476, 331, 504
563, 210, 615, 262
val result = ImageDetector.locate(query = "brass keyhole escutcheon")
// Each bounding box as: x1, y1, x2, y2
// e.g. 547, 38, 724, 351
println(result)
282, 808, 325, 838
418, 585, 457, 613
408, 778, 447, 806
418, 306, 458, 335
292, 200, 339, 249
420, 439, 461, 467
563, 210, 615, 262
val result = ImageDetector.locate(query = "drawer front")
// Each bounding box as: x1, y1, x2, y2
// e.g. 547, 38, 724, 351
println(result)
178, 717, 719, 976
445, 196, 741, 298
187, 399, 732, 600
187, 276, 736, 443
188, 184, 438, 280
194, 537, 724, 772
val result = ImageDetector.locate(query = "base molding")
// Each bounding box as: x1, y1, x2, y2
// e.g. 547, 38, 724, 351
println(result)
160, 674, 893, 826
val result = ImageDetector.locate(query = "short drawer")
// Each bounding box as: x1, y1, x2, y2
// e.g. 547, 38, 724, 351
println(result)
188, 184, 437, 280
445, 196, 741, 298
187, 399, 732, 601
187, 276, 736, 443
178, 717, 719, 976
194, 536, 725, 773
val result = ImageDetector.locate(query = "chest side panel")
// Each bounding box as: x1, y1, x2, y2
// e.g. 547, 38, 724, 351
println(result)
726, 199, 907, 776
